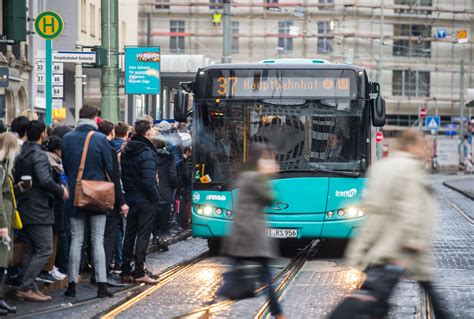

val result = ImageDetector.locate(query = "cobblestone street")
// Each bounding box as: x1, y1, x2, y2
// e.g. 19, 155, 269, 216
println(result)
9, 175, 473, 319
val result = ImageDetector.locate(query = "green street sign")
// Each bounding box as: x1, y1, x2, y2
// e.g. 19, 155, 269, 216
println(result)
35, 11, 63, 40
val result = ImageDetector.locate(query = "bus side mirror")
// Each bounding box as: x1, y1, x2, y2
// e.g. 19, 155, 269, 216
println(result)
371, 95, 386, 127
180, 81, 194, 93
174, 90, 189, 122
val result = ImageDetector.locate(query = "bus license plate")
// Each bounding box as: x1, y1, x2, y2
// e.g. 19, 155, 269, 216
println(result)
266, 228, 298, 238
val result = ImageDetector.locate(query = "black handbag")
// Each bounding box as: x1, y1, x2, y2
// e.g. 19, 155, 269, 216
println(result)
217, 263, 261, 300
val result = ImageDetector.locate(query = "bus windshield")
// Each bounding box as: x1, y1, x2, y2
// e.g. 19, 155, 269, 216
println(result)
193, 99, 370, 185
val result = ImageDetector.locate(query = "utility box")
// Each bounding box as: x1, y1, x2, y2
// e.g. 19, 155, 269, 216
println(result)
92, 46, 108, 68
3, 0, 27, 43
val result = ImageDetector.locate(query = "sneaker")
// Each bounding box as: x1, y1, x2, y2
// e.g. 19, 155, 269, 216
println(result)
49, 266, 66, 281
107, 272, 125, 287
35, 272, 56, 284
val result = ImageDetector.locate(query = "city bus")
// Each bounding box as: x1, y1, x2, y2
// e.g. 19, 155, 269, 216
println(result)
175, 60, 386, 253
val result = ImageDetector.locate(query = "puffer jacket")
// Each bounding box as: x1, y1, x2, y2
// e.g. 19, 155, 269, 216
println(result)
121, 135, 160, 206
156, 148, 177, 203
345, 151, 436, 281
14, 142, 64, 225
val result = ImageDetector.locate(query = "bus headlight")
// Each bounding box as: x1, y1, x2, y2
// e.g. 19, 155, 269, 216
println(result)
347, 207, 358, 218
337, 209, 345, 217
203, 206, 213, 216
225, 210, 233, 218
215, 208, 223, 215
326, 211, 334, 218
196, 207, 203, 215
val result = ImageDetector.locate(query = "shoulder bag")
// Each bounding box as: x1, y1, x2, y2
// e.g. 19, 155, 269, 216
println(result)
74, 131, 115, 212
7, 177, 22, 230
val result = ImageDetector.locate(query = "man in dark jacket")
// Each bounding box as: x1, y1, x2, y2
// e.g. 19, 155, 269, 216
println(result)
121, 120, 160, 284
98, 120, 128, 287
151, 138, 177, 245
15, 120, 67, 302
62, 105, 117, 298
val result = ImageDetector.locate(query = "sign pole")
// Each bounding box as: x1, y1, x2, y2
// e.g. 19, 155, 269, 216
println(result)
46, 39, 52, 125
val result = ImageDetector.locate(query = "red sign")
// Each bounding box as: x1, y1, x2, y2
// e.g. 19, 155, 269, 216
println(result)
419, 107, 427, 118
376, 131, 384, 143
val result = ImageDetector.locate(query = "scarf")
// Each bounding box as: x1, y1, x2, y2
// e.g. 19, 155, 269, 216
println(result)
46, 151, 64, 174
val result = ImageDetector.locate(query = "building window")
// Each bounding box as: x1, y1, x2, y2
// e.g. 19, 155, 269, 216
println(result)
318, 0, 334, 8
170, 20, 185, 53
317, 21, 333, 53
231, 21, 239, 53
155, 0, 170, 9
394, 0, 432, 14
278, 21, 293, 52
265, 0, 279, 10
393, 24, 431, 57
392, 70, 430, 97
90, 4, 96, 37
210, 0, 223, 10
81, 0, 87, 33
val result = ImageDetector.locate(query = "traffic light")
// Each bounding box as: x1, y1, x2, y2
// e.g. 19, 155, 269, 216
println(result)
3, 0, 27, 42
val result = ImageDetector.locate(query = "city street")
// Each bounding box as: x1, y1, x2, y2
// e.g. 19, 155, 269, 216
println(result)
12, 175, 473, 319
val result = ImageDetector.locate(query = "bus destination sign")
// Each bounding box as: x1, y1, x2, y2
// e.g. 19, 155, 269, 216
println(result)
211, 76, 352, 98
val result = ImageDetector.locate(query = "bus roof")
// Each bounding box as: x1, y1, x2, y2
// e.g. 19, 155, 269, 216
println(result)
259, 58, 330, 64
199, 63, 367, 73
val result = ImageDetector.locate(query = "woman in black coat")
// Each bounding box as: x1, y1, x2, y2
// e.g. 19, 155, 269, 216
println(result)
152, 138, 177, 245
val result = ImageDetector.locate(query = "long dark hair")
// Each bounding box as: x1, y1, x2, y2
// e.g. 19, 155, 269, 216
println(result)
242, 142, 275, 171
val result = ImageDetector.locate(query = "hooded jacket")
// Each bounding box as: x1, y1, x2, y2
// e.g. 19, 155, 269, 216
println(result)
121, 135, 160, 206
14, 142, 64, 225
156, 148, 177, 203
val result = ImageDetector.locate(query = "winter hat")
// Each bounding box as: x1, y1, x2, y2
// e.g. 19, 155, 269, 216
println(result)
157, 120, 171, 132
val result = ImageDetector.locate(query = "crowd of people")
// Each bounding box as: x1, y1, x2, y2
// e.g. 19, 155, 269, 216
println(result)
0, 105, 192, 311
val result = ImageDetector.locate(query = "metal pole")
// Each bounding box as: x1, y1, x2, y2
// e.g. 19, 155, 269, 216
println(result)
101, 0, 120, 122
145, 12, 151, 115
75, 42, 83, 124
222, 0, 231, 63
459, 59, 465, 168
46, 39, 52, 125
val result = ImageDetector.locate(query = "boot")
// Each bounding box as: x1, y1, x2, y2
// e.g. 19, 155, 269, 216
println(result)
97, 283, 114, 298
0, 308, 7, 316
0, 270, 16, 313
64, 282, 76, 298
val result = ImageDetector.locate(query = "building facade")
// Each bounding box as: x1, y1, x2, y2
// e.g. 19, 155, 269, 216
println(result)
139, 0, 474, 128
0, 0, 31, 124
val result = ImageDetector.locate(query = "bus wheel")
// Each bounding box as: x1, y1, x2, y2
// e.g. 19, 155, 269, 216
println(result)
207, 238, 221, 255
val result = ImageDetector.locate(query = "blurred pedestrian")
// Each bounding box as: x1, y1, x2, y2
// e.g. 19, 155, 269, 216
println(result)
151, 137, 177, 250
10, 116, 29, 145
220, 143, 284, 319
0, 121, 6, 134
39, 136, 67, 282
0, 132, 22, 314
14, 121, 68, 302
330, 129, 451, 319
98, 120, 128, 287
120, 120, 160, 284
62, 105, 114, 298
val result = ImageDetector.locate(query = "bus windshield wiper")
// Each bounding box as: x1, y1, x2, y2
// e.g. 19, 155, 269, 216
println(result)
279, 168, 360, 177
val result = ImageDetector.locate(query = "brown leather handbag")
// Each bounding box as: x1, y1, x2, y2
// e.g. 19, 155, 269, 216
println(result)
74, 131, 115, 212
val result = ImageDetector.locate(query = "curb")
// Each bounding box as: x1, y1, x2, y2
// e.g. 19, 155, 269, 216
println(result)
443, 180, 474, 200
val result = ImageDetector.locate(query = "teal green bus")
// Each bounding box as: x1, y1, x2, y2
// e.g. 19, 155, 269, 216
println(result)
176, 60, 386, 252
